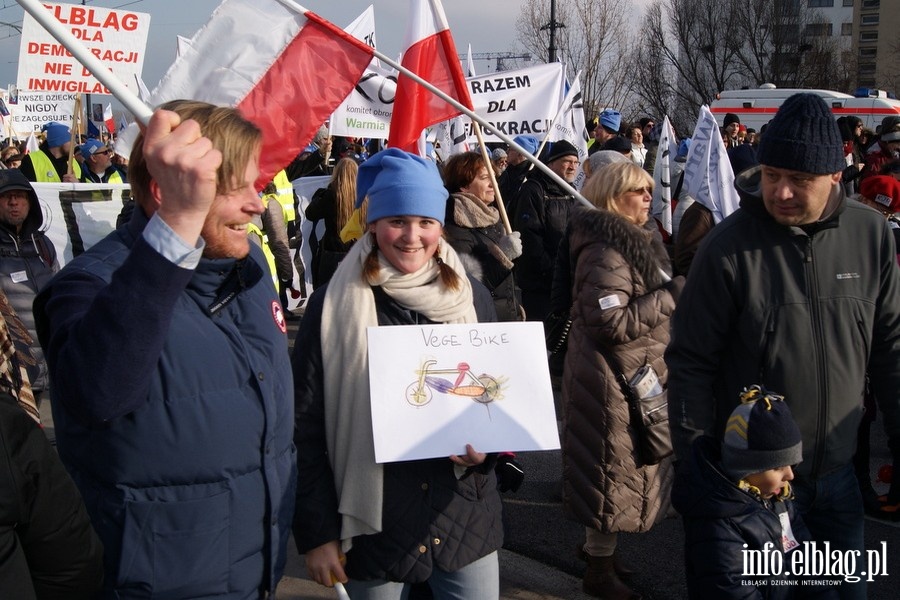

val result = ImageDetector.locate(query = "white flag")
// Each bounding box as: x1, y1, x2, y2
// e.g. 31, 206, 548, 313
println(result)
547, 72, 589, 189
651, 115, 677, 234
175, 35, 192, 58
466, 43, 477, 77
25, 132, 39, 154
683, 105, 740, 223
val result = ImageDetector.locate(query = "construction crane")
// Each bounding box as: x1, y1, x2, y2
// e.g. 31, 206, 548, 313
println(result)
458, 52, 533, 73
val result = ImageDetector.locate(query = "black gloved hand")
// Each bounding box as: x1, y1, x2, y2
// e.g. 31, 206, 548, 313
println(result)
495, 453, 524, 493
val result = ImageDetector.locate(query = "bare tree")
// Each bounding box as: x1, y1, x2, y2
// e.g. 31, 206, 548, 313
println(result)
631, 2, 693, 133
514, 0, 636, 121
631, 0, 859, 134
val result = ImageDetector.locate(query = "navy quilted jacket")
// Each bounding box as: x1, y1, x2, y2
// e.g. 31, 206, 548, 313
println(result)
34, 210, 297, 599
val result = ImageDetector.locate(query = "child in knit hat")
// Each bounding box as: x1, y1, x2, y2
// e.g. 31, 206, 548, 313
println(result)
672, 386, 837, 598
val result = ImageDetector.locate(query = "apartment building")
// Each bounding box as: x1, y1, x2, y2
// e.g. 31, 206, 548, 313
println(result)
854, 0, 900, 92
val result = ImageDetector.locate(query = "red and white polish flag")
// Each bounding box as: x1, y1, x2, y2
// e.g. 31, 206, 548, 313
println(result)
150, 0, 374, 188
103, 103, 116, 135
388, 0, 473, 154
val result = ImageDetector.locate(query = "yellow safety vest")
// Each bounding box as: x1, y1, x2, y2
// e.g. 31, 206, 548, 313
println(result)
272, 170, 296, 223
28, 149, 81, 182
247, 219, 279, 292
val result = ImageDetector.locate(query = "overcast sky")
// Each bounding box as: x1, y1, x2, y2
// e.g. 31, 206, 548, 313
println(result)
0, 0, 649, 100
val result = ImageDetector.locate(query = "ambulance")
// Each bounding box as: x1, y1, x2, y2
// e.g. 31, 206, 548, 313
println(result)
709, 84, 900, 130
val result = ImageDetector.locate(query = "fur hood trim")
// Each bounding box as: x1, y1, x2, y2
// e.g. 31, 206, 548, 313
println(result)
568, 206, 670, 290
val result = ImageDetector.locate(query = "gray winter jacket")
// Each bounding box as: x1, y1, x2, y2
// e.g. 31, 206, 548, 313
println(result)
0, 170, 58, 392
666, 167, 900, 479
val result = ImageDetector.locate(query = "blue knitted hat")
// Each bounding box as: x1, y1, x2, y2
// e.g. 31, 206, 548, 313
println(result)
42, 122, 70, 148
599, 109, 621, 133
513, 135, 539, 156
757, 93, 845, 174
721, 385, 803, 481
357, 148, 448, 225
81, 138, 108, 157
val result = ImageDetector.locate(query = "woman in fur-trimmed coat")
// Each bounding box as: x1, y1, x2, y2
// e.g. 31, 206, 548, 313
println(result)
442, 152, 523, 321
558, 162, 683, 598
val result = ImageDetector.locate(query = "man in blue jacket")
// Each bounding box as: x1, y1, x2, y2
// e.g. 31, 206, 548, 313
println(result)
34, 100, 297, 599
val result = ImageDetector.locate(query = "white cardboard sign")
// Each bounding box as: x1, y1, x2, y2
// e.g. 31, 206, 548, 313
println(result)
367, 321, 560, 463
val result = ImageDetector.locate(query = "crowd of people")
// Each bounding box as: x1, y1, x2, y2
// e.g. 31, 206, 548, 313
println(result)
0, 90, 898, 600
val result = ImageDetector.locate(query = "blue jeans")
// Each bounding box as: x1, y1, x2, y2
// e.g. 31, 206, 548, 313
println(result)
792, 463, 865, 600
344, 552, 499, 600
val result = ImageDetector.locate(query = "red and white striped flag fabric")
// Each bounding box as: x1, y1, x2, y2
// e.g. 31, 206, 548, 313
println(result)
388, 0, 473, 154
103, 103, 115, 135
150, 0, 374, 188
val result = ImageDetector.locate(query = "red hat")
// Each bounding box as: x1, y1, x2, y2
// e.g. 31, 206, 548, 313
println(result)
860, 175, 900, 213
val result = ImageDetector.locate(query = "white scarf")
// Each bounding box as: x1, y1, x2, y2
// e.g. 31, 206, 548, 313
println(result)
321, 232, 477, 551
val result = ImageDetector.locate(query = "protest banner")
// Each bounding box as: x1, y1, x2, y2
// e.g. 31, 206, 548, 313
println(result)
330, 6, 394, 139
368, 322, 559, 462
335, 62, 563, 145
33, 182, 128, 266
5, 90, 77, 137
330, 62, 396, 138
463, 62, 563, 144
17, 2, 151, 95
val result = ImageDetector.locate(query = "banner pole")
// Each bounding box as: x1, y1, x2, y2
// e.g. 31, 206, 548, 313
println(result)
66, 94, 81, 177
275, 0, 590, 209
471, 121, 511, 234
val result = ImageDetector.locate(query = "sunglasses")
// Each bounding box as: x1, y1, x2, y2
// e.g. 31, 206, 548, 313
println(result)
627, 186, 652, 195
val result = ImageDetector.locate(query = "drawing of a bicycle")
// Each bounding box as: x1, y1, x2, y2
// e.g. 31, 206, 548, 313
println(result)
406, 359, 503, 407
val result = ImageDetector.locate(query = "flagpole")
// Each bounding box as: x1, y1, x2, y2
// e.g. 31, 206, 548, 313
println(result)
276, 0, 590, 208
374, 46, 590, 207
16, 0, 153, 125
66, 95, 81, 177
471, 122, 511, 234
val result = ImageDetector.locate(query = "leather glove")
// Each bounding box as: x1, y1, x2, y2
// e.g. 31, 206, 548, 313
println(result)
498, 231, 523, 261
495, 453, 524, 493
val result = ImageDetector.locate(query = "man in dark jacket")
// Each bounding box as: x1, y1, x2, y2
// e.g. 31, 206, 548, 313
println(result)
34, 101, 296, 599
19, 122, 80, 183
79, 139, 126, 184
497, 134, 539, 207
666, 93, 900, 600
509, 140, 580, 320
0, 169, 58, 403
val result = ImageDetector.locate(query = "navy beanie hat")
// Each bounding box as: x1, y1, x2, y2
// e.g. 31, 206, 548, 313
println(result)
357, 148, 448, 225
544, 140, 579, 164
757, 93, 845, 174
721, 385, 803, 481
42, 122, 70, 148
